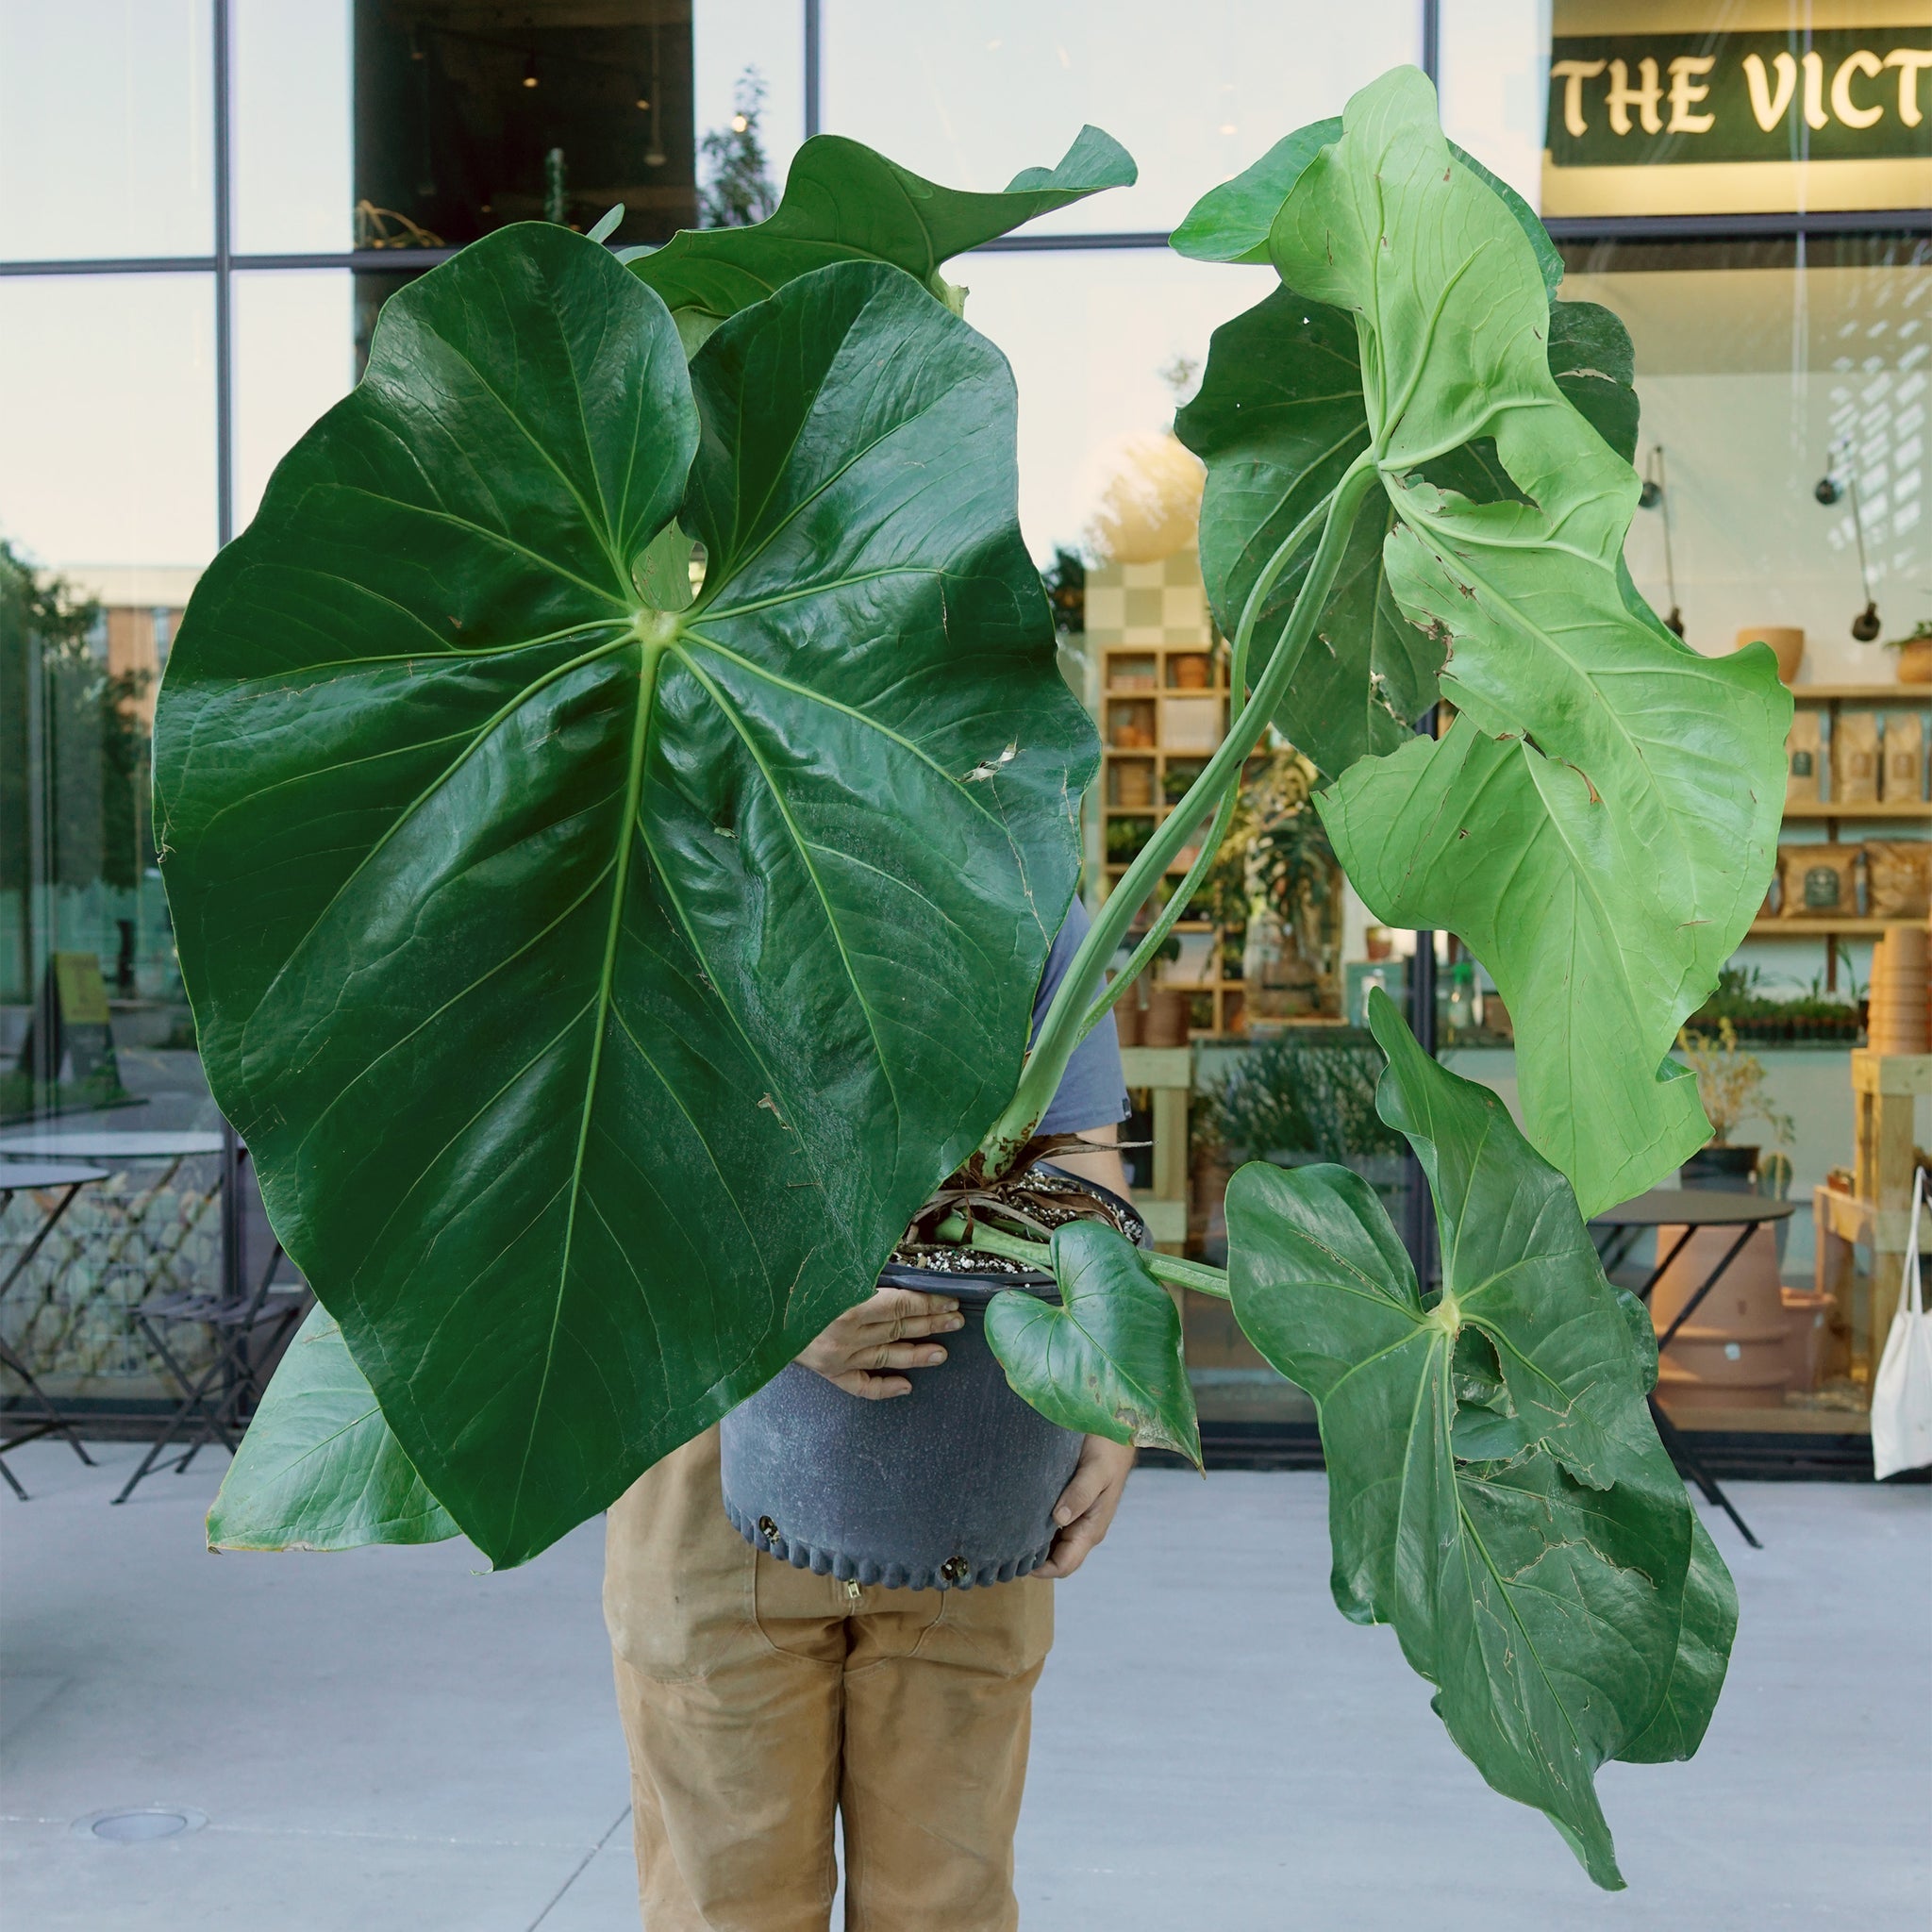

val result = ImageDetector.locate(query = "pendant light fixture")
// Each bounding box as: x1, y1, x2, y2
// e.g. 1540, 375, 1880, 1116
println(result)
1814, 441, 1882, 641
522, 50, 539, 90
1638, 444, 1686, 639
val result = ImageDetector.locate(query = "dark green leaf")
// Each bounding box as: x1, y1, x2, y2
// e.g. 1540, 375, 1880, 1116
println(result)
985, 1221, 1200, 1463
156, 228, 1095, 1564
208, 1306, 458, 1553
1225, 990, 1716, 1890
1618, 1512, 1736, 1764
1264, 68, 1787, 1215
627, 126, 1135, 339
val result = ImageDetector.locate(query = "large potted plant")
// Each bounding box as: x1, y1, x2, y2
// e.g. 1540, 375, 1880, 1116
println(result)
158, 69, 1786, 1889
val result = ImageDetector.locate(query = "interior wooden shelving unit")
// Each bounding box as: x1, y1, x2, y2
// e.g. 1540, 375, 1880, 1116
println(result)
1750, 685, 1932, 965
1084, 554, 1248, 1038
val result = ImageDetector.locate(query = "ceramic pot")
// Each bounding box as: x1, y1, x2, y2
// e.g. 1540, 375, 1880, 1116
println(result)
1737, 625, 1804, 686
1650, 1222, 1790, 1409
718, 1170, 1147, 1591
1893, 638, 1932, 685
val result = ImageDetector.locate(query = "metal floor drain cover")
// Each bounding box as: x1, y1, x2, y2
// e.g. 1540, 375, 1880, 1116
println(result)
74, 1807, 208, 1843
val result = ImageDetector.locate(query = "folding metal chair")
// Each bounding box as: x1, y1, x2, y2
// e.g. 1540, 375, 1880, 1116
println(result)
112, 1238, 309, 1505
0, 1161, 108, 1499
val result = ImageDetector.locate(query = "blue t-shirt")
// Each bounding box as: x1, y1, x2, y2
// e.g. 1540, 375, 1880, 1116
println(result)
1031, 896, 1130, 1136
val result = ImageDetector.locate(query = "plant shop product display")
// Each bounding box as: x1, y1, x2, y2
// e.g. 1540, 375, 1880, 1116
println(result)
157, 70, 1786, 1888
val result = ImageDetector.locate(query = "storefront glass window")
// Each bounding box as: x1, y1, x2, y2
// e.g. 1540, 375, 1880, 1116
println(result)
0, 0, 214, 263
823, 0, 1419, 236
234, 270, 357, 527
0, 272, 217, 1109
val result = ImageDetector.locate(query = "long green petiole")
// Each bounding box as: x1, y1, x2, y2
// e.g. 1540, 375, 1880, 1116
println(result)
1074, 487, 1326, 1034
978, 450, 1380, 1174
931, 1212, 1231, 1299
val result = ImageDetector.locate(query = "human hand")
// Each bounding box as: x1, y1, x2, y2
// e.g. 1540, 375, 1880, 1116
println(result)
795, 1286, 965, 1399
1035, 1434, 1135, 1579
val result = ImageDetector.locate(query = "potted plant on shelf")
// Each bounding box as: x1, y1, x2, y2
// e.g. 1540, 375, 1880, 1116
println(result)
1676, 1017, 1798, 1191
157, 69, 1786, 1890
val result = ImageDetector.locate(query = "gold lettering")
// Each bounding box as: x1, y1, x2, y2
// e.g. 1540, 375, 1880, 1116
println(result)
1886, 48, 1932, 128
1802, 50, 1829, 130
1831, 49, 1885, 128
1743, 51, 1798, 130
1607, 57, 1663, 137
1667, 54, 1716, 133
1550, 58, 1607, 138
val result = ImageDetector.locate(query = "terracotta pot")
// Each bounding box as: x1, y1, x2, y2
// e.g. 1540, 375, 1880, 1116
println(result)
1111, 976, 1144, 1047
1870, 925, 1929, 1054
1780, 1286, 1835, 1393
1737, 625, 1804, 686
1893, 638, 1932, 685
1172, 654, 1211, 690
1142, 987, 1191, 1048
1650, 1223, 1791, 1408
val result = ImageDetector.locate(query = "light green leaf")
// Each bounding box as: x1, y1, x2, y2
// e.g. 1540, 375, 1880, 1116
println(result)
1169, 119, 1342, 264
1175, 291, 1632, 780
156, 228, 1095, 1565
1260, 66, 1786, 1214
1226, 990, 1718, 1890
208, 1306, 458, 1553
627, 125, 1135, 338
1172, 114, 1560, 297
986, 1221, 1200, 1463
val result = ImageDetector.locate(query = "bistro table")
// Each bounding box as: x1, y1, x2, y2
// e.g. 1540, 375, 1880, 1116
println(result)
0, 1160, 110, 1497
0, 1131, 231, 1476
1590, 1187, 1796, 1550
0, 1130, 225, 1164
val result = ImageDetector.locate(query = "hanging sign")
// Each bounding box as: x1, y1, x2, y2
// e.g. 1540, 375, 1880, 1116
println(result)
1543, 14, 1932, 216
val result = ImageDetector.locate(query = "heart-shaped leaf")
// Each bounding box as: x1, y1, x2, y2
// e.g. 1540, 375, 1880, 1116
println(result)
1176, 182, 1634, 781
1226, 989, 1724, 1890
1172, 116, 1561, 296
208, 1305, 458, 1553
156, 227, 1096, 1564
626, 125, 1135, 346
1254, 68, 1786, 1215
985, 1220, 1200, 1463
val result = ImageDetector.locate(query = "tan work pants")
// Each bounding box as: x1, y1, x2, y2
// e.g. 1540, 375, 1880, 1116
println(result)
605, 1426, 1054, 1931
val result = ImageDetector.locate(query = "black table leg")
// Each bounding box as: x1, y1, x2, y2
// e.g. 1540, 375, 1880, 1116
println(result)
1638, 1218, 1766, 1548
0, 1183, 99, 1470
1649, 1393, 1762, 1548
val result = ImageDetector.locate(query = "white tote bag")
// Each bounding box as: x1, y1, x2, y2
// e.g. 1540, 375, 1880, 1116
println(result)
1872, 1165, 1932, 1480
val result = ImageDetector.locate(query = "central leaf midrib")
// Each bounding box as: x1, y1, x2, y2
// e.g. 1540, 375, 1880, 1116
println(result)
506, 635, 665, 1541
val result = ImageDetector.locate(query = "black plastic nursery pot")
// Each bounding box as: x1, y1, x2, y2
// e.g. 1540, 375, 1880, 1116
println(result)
1680, 1142, 1759, 1191
719, 1168, 1147, 1591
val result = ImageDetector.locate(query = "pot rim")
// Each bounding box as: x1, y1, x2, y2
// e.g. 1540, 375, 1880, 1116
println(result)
882, 1161, 1149, 1298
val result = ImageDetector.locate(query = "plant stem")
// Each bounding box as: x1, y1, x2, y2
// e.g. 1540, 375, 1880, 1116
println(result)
1073, 493, 1316, 1032
979, 452, 1379, 1174
931, 1212, 1232, 1300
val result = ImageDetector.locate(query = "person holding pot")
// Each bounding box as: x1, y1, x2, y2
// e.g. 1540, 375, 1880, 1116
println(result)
604, 898, 1134, 1929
